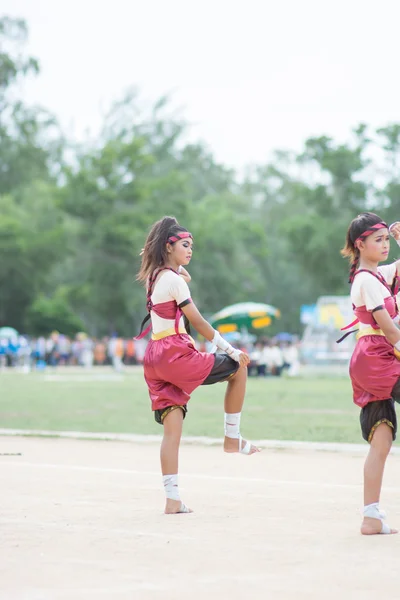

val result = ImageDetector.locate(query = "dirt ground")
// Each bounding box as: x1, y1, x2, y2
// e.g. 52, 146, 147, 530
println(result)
1, 436, 399, 600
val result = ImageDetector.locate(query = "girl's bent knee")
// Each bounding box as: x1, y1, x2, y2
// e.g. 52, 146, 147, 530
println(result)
232, 365, 247, 382
371, 443, 392, 460
370, 423, 393, 456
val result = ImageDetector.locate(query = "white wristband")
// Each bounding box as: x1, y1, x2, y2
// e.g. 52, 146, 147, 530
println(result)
211, 329, 241, 362
395, 340, 400, 352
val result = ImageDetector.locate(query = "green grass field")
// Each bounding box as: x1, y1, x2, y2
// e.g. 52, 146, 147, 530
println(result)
0, 367, 367, 443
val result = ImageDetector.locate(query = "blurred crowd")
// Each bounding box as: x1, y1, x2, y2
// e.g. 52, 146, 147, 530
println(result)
0, 331, 300, 376
0, 332, 148, 371
247, 338, 300, 377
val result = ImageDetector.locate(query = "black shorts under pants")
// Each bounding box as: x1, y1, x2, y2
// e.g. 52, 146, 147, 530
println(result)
154, 353, 239, 425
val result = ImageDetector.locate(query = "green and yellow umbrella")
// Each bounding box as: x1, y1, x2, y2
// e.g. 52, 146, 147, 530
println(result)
210, 302, 280, 333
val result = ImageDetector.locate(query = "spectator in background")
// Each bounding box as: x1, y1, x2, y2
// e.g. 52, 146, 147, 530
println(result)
57, 335, 71, 365
34, 336, 46, 366
255, 341, 267, 377
81, 335, 94, 368
248, 342, 261, 376
108, 334, 124, 372
70, 336, 81, 365
7, 336, 19, 367
45, 335, 57, 366
124, 338, 136, 365
269, 339, 284, 376
282, 341, 301, 377
93, 338, 107, 365
17, 335, 31, 372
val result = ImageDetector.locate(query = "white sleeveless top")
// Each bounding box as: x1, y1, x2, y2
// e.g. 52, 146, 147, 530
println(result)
350, 263, 398, 329
150, 270, 191, 335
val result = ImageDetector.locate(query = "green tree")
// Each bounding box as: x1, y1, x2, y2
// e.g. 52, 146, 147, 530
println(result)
0, 182, 66, 330
0, 17, 66, 331
376, 125, 400, 218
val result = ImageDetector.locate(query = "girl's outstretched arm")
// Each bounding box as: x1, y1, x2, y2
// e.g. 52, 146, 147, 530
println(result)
181, 302, 250, 368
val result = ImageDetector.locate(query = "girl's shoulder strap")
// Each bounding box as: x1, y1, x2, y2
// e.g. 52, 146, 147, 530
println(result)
136, 266, 179, 340
147, 266, 179, 301
354, 268, 393, 295
392, 274, 400, 296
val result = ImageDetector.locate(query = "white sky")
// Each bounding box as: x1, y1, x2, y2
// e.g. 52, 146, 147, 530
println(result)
2, 0, 400, 169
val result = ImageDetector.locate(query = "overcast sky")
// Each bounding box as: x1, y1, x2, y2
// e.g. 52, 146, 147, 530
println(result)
2, 0, 400, 169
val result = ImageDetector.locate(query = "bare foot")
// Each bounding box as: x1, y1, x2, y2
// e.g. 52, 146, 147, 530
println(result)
164, 499, 193, 514
361, 516, 398, 535
223, 436, 260, 455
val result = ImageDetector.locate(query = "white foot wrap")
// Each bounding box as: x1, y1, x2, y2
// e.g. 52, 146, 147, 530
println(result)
239, 435, 252, 455
378, 507, 387, 520
381, 522, 391, 534
364, 503, 392, 534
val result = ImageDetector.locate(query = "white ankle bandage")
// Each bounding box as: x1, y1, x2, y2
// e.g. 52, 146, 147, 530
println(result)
363, 502, 392, 533
163, 474, 180, 501
224, 412, 241, 438
211, 330, 241, 362
363, 502, 381, 519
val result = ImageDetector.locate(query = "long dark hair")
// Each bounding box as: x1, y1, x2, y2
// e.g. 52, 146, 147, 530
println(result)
341, 212, 386, 283
136, 216, 190, 284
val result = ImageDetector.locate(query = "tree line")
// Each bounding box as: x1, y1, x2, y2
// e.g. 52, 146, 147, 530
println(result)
1, 16, 400, 336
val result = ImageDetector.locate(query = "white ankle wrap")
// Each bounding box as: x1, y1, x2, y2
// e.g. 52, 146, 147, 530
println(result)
224, 412, 241, 438
363, 503, 380, 519
163, 474, 180, 501
363, 503, 391, 533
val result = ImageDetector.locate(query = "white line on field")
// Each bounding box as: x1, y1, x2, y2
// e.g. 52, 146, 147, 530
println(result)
0, 428, 383, 454
0, 460, 390, 491
4, 584, 167, 596
2, 518, 195, 540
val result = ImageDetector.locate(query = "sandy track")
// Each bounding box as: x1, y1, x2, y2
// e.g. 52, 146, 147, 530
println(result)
0, 436, 399, 600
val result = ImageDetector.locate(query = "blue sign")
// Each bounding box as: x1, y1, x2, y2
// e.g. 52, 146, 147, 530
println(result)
300, 304, 317, 325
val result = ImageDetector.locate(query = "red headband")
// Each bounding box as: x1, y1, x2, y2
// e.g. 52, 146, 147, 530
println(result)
354, 222, 388, 245
167, 231, 193, 244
